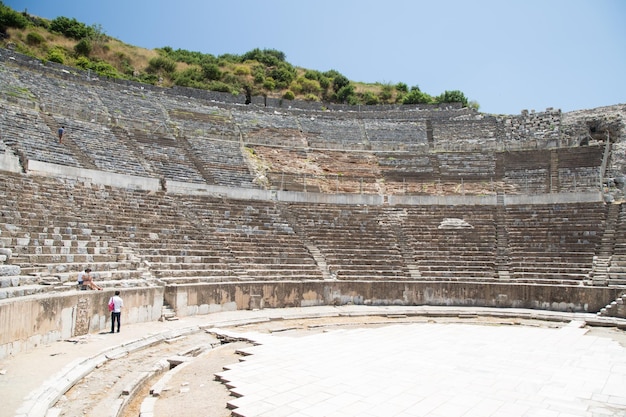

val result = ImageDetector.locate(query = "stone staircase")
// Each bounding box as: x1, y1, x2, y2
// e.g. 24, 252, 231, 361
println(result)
386, 207, 422, 279
40, 112, 98, 170
495, 193, 511, 280
549, 150, 560, 193
597, 293, 626, 318
160, 303, 178, 321
280, 205, 332, 280
607, 203, 626, 285
589, 203, 620, 285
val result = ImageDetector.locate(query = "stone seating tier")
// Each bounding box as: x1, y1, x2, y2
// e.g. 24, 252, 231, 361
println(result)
0, 51, 612, 196
0, 100, 605, 195
62, 119, 148, 176
9, 65, 110, 121
0, 103, 79, 167
0, 52, 621, 308
0, 283, 69, 299
0, 172, 615, 293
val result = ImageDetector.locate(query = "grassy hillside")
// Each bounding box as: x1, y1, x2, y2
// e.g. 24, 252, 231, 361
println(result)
0, 3, 475, 108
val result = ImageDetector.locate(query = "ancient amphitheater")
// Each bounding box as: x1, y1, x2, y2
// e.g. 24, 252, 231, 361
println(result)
1, 48, 626, 417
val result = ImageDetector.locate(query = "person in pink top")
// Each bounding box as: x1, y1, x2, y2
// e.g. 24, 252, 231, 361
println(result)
108, 291, 124, 333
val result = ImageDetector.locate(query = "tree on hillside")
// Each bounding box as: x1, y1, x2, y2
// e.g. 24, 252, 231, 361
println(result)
0, 2, 29, 33
331, 73, 350, 93
241, 48, 286, 66
402, 86, 432, 104
49, 16, 94, 40
0, 3, 476, 107
436, 90, 468, 107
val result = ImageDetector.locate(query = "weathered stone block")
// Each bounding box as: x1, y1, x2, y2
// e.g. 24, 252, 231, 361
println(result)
17, 237, 31, 246
0, 265, 20, 276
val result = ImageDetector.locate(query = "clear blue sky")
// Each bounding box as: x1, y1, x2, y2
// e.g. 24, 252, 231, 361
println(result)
5, 0, 625, 114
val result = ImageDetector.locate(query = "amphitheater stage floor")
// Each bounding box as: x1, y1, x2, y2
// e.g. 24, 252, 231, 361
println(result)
2, 306, 626, 417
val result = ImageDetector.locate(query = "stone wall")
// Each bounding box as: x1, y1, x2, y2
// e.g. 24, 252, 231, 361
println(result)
502, 108, 562, 144
562, 105, 626, 184
0, 287, 163, 359
2, 278, 619, 360
164, 281, 623, 316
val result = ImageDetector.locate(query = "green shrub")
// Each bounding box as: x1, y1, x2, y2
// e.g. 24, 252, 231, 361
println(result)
268, 62, 296, 88
207, 81, 233, 93
12, 42, 33, 56
23, 12, 48, 29
116, 53, 135, 76
221, 73, 240, 86
47, 47, 66, 64
173, 67, 205, 87
395, 82, 408, 93
240, 48, 286, 66
254, 72, 265, 84
158, 47, 213, 65
304, 70, 321, 80
74, 39, 92, 56
137, 73, 159, 84
49, 16, 94, 40
435, 90, 468, 107
298, 77, 322, 95
25, 31, 44, 46
318, 76, 330, 90
335, 84, 354, 103
217, 53, 239, 65
72, 57, 120, 78
201, 63, 221, 80
262, 78, 275, 91
252, 64, 265, 83
402, 89, 432, 104
289, 81, 302, 94
304, 93, 320, 102
91, 60, 119, 77
282, 90, 295, 100
361, 91, 380, 105
0, 4, 30, 30
379, 84, 393, 102
147, 56, 176, 74
395, 92, 406, 103
121, 61, 134, 76
75, 56, 91, 69
233, 65, 249, 76
329, 72, 349, 92
346, 94, 360, 105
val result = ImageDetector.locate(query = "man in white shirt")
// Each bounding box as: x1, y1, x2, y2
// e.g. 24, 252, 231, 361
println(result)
109, 291, 124, 333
